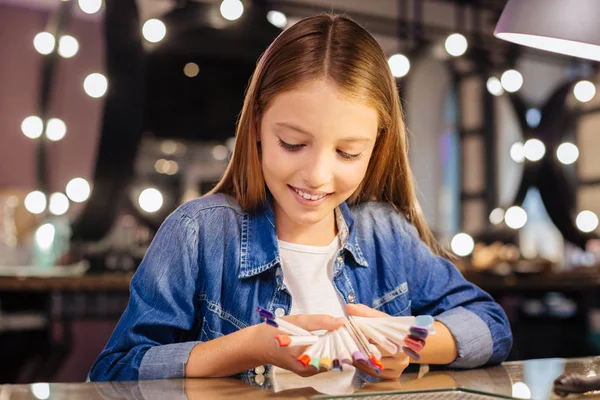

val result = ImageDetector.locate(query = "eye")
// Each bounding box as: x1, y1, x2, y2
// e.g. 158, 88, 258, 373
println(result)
277, 138, 304, 151
337, 150, 363, 161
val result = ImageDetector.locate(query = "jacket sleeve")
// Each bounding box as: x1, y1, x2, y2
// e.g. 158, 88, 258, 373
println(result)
89, 210, 202, 381
403, 221, 513, 368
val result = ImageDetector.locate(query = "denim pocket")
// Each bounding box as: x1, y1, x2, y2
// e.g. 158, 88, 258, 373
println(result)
372, 282, 411, 316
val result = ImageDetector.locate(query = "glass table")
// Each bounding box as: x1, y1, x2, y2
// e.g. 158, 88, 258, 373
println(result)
0, 356, 598, 399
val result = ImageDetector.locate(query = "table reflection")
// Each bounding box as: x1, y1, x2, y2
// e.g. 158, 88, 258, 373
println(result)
1, 357, 599, 399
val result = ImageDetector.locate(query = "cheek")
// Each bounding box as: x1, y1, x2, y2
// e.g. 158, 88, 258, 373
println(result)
261, 144, 294, 179
337, 160, 371, 190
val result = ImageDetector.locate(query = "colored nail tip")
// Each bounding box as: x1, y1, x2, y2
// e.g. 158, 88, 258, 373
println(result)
309, 357, 321, 369
408, 336, 426, 347
403, 341, 423, 353
320, 358, 333, 370
256, 307, 275, 318
352, 351, 366, 360
403, 346, 421, 360
369, 356, 384, 370
415, 315, 434, 327
409, 326, 429, 338
274, 335, 290, 347
265, 319, 278, 327
297, 354, 311, 367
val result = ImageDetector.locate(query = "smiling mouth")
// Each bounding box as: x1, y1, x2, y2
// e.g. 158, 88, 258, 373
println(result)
289, 185, 331, 201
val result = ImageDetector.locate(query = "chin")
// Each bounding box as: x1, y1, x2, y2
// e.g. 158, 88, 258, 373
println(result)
287, 208, 329, 226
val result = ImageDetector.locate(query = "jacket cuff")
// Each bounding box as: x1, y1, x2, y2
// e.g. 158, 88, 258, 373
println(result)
139, 341, 201, 380
434, 307, 493, 368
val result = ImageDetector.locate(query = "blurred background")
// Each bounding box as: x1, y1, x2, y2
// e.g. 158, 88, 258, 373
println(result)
1, 0, 600, 385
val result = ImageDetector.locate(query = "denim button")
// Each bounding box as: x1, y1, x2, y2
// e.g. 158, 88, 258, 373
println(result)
274, 308, 285, 317
348, 293, 356, 303
337, 255, 343, 264
275, 268, 281, 277
254, 365, 265, 375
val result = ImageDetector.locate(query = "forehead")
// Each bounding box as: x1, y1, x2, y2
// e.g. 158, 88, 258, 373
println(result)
263, 80, 379, 138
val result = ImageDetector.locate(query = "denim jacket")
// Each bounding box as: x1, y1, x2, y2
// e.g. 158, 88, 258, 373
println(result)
89, 193, 512, 381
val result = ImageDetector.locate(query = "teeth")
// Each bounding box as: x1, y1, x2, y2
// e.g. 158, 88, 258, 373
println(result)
294, 188, 327, 201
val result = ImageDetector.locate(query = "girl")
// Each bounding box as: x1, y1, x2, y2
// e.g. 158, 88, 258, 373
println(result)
89, 14, 512, 382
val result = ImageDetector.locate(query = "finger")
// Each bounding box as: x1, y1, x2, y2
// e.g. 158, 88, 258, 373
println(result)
382, 355, 410, 372
353, 358, 409, 381
288, 358, 323, 377
284, 314, 346, 331
345, 303, 389, 318
353, 360, 380, 378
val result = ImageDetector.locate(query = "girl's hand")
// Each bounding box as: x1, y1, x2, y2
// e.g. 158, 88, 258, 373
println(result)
345, 303, 411, 380
255, 314, 345, 377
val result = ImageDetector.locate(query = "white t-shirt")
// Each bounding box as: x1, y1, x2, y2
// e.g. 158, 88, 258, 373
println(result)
278, 236, 346, 318
271, 236, 355, 379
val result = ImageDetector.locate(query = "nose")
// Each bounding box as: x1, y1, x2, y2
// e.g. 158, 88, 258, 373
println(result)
302, 150, 333, 189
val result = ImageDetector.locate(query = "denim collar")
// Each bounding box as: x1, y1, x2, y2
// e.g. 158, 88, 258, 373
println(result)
238, 194, 369, 279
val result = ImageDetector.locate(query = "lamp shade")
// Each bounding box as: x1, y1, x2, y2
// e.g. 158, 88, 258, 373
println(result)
494, 0, 600, 61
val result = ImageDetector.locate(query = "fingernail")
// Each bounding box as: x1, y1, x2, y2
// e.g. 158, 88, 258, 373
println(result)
333, 317, 345, 324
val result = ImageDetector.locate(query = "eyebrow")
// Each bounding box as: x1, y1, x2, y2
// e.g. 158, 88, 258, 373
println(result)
274, 122, 373, 144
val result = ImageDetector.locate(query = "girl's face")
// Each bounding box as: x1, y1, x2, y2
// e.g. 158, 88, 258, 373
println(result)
260, 79, 378, 235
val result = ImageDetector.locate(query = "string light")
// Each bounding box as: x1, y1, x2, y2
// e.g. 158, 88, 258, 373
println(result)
58, 35, 79, 58
450, 233, 475, 256
46, 118, 67, 141
83, 73, 108, 98
139, 188, 163, 213
33, 32, 55, 55
24, 191, 47, 214
573, 80, 596, 103
66, 178, 91, 203
505, 206, 527, 229
445, 33, 468, 57
523, 138, 545, 162
21, 116, 44, 139
489, 208, 505, 225
556, 142, 579, 165
388, 54, 410, 78
78, 0, 102, 15
576, 210, 598, 233
501, 69, 523, 93
49, 193, 70, 216
486, 77, 504, 96
220, 0, 244, 21
142, 19, 167, 43
267, 10, 287, 28
510, 142, 525, 163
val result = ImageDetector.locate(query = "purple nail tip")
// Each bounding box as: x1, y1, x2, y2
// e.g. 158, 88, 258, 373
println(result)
352, 351, 366, 362
265, 319, 278, 327
256, 306, 274, 319
410, 326, 428, 339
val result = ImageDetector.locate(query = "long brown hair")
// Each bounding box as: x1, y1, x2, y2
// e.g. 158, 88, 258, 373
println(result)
209, 14, 442, 255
